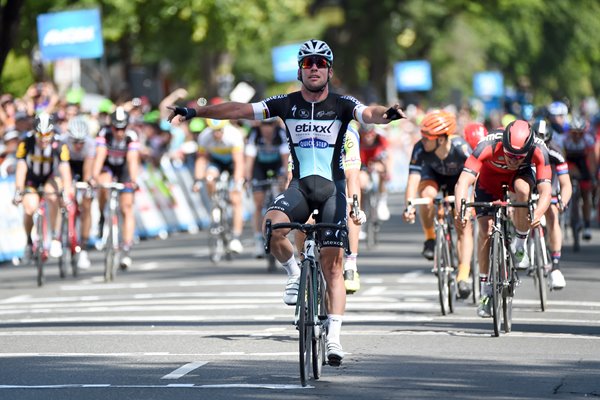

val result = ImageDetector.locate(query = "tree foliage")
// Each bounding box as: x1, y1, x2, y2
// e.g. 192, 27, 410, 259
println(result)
1, 0, 599, 106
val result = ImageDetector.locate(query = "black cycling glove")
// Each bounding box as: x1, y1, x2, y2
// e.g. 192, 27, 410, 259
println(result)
172, 106, 197, 120
384, 106, 404, 121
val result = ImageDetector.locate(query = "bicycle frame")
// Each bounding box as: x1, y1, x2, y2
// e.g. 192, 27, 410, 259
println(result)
31, 188, 50, 287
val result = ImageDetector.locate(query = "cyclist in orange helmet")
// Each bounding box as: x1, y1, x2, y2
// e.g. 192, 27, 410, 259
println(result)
403, 109, 474, 299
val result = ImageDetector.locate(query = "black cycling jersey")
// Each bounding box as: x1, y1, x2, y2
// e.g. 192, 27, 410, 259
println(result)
409, 135, 471, 178
16, 133, 70, 187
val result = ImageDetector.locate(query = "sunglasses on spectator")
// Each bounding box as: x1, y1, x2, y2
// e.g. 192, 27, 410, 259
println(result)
35, 131, 53, 138
299, 56, 330, 69
504, 150, 527, 160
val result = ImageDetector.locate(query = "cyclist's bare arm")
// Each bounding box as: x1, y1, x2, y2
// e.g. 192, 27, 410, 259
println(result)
14, 159, 27, 193
558, 173, 572, 208
58, 161, 72, 196
92, 146, 107, 181
232, 149, 245, 186
533, 181, 552, 225
454, 171, 477, 222
244, 155, 256, 183
168, 102, 255, 123
194, 153, 208, 181
126, 149, 140, 184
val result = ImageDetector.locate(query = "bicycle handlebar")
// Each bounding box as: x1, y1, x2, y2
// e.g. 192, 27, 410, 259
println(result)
264, 219, 350, 255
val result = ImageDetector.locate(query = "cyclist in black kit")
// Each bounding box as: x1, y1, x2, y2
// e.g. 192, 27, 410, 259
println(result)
168, 39, 404, 366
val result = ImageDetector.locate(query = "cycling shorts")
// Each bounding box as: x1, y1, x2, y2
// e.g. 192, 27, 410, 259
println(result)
267, 175, 348, 248
474, 167, 535, 217
418, 169, 460, 196
251, 161, 281, 193
101, 164, 135, 193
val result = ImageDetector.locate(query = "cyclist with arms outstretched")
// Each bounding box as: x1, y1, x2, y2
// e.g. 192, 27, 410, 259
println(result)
455, 120, 552, 317
168, 39, 404, 366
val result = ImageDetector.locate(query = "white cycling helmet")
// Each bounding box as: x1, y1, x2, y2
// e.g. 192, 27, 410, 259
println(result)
548, 101, 568, 117
297, 39, 334, 64
34, 112, 54, 135
68, 117, 90, 141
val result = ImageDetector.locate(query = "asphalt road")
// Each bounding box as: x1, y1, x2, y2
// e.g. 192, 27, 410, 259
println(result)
0, 196, 599, 400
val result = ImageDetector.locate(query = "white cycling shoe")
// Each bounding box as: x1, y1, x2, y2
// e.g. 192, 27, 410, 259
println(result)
77, 250, 91, 269
326, 340, 344, 366
49, 240, 63, 258
228, 238, 243, 254
549, 269, 566, 290
283, 275, 300, 305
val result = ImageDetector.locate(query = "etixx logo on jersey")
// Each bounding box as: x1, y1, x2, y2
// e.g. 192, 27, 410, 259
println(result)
299, 138, 328, 149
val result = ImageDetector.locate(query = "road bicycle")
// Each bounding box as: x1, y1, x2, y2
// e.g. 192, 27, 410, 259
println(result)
252, 175, 280, 272
362, 169, 381, 249
57, 181, 91, 278
207, 172, 233, 264
527, 193, 552, 312
409, 194, 458, 316
470, 215, 480, 304
27, 187, 52, 287
566, 178, 582, 252
461, 185, 532, 336
265, 216, 348, 387
99, 182, 125, 282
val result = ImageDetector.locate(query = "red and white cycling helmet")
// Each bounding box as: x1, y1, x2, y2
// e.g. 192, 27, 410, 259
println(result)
463, 122, 488, 149
502, 120, 534, 156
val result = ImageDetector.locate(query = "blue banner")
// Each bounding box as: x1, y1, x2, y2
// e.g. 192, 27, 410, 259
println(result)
394, 60, 432, 92
473, 71, 504, 98
272, 43, 302, 83
37, 9, 104, 61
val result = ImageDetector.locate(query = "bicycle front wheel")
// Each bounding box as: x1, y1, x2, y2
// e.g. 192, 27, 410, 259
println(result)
471, 220, 480, 304
297, 261, 311, 387
533, 231, 548, 312
312, 267, 326, 380
502, 244, 514, 334
435, 230, 450, 316
58, 214, 68, 279
490, 232, 503, 337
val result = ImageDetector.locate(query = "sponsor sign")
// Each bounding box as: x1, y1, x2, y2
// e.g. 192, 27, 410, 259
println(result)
37, 9, 104, 61
272, 43, 302, 83
473, 71, 504, 98
394, 60, 432, 92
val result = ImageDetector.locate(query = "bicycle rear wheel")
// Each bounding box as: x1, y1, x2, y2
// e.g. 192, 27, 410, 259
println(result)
34, 214, 45, 287
435, 230, 450, 316
58, 213, 68, 279
471, 220, 480, 304
533, 230, 548, 311
312, 267, 326, 379
502, 251, 514, 333
490, 232, 502, 337
297, 261, 311, 387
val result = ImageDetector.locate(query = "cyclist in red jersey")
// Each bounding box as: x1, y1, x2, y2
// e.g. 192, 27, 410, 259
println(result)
358, 123, 391, 221
463, 122, 488, 150
455, 120, 552, 318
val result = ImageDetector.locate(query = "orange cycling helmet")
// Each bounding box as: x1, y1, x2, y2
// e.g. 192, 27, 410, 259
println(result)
463, 122, 488, 149
420, 110, 456, 138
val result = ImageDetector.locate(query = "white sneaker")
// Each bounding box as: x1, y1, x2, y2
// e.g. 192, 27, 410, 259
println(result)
326, 340, 344, 366
510, 243, 529, 270
376, 200, 390, 221
77, 250, 91, 269
549, 269, 566, 290
582, 228, 592, 241
49, 240, 63, 258
254, 239, 265, 258
358, 230, 367, 241
228, 238, 243, 254
283, 275, 300, 305
120, 255, 132, 270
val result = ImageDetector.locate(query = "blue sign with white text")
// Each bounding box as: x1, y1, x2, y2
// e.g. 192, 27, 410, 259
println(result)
394, 60, 432, 92
37, 9, 104, 61
272, 43, 302, 83
473, 71, 504, 98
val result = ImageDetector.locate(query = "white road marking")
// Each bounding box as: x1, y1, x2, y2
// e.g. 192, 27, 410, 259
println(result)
161, 362, 208, 379
0, 383, 309, 390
